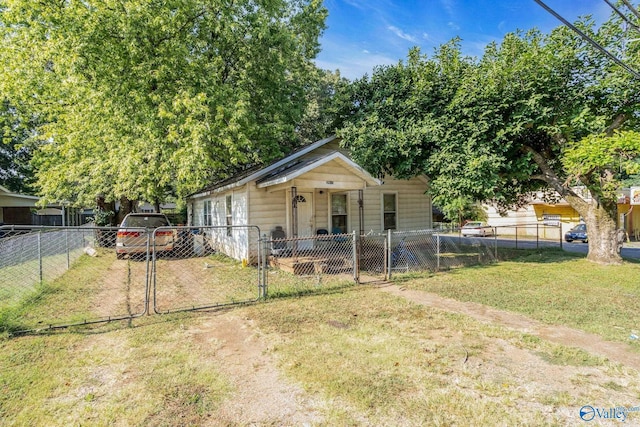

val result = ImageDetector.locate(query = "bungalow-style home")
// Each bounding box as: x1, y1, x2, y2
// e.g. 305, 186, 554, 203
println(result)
187, 136, 432, 261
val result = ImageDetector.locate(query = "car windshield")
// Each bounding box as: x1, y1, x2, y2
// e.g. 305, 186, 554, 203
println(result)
464, 222, 483, 227
574, 224, 586, 231
122, 215, 170, 228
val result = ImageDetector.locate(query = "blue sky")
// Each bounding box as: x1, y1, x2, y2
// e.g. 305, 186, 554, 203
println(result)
315, 0, 614, 79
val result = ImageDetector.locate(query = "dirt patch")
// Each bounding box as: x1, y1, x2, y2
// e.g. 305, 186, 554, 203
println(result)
186, 312, 324, 426
379, 284, 640, 371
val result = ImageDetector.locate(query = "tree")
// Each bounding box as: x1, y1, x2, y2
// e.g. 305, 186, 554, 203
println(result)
0, 100, 36, 193
295, 68, 352, 145
0, 0, 327, 209
340, 12, 640, 264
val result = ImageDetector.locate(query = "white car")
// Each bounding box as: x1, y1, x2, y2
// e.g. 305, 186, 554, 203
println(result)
461, 221, 494, 237
115, 213, 175, 259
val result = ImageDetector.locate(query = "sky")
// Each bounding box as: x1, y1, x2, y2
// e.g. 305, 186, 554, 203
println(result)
315, 0, 615, 80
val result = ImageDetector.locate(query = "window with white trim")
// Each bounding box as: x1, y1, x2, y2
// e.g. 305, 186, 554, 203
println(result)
203, 200, 212, 226
331, 193, 348, 234
226, 195, 232, 236
383, 193, 397, 230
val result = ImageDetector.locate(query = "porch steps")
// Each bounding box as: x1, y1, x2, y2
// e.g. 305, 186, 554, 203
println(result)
270, 256, 352, 275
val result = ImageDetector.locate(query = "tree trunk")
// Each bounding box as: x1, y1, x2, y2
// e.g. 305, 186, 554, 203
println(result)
117, 197, 136, 224
583, 201, 623, 265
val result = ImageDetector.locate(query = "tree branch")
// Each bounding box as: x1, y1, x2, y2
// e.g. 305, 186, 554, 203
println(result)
605, 112, 629, 136
525, 145, 590, 214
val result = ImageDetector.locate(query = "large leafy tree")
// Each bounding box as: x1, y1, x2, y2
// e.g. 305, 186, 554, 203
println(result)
0, 0, 326, 211
341, 12, 640, 264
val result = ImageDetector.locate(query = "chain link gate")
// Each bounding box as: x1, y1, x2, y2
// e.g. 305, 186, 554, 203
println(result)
151, 225, 263, 313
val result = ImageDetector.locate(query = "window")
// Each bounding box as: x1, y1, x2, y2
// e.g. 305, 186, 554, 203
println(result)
383, 193, 397, 230
203, 200, 212, 226
226, 195, 232, 236
331, 193, 347, 233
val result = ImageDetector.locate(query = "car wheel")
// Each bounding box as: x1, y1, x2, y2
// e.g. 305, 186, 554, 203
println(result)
583, 239, 588, 243
565, 239, 573, 243
116, 252, 125, 260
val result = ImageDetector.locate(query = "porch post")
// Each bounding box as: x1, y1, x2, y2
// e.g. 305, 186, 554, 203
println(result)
291, 186, 298, 237
358, 189, 364, 237
291, 186, 298, 257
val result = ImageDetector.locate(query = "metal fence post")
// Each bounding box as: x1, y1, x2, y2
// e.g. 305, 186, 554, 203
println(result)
515, 226, 518, 249
536, 224, 539, 249
559, 223, 563, 249
436, 233, 440, 272
352, 231, 359, 283
38, 230, 43, 284
385, 229, 393, 280
262, 234, 268, 298
65, 228, 71, 270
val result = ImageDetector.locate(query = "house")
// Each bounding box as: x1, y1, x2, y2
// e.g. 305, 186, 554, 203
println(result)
0, 185, 87, 226
0, 185, 40, 225
187, 136, 432, 262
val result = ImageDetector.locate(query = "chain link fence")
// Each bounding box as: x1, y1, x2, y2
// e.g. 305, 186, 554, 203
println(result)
0, 224, 264, 333
0, 225, 148, 332
265, 232, 358, 296
1, 222, 525, 333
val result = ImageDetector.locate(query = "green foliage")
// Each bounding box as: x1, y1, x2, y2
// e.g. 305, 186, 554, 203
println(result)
563, 131, 640, 196
435, 196, 487, 225
0, 0, 327, 206
341, 17, 640, 203
88, 209, 115, 226
0, 100, 36, 193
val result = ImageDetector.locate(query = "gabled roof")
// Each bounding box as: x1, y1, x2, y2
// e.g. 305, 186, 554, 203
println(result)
191, 135, 371, 197
256, 151, 381, 188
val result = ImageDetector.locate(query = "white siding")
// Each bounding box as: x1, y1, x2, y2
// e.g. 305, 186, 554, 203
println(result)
188, 138, 433, 260
355, 176, 431, 233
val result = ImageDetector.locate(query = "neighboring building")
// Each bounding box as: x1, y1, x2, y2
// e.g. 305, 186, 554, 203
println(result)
485, 187, 640, 240
0, 185, 87, 226
0, 185, 39, 225
187, 136, 432, 261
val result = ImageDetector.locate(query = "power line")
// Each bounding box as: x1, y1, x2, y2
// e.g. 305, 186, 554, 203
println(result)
621, 0, 640, 20
533, 0, 640, 79
603, 0, 640, 32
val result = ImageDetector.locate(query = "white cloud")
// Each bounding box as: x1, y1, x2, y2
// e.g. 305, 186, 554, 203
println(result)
440, 0, 456, 17
448, 21, 460, 31
387, 25, 419, 43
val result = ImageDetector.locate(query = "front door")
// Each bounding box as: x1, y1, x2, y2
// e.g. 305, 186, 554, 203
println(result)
295, 192, 314, 249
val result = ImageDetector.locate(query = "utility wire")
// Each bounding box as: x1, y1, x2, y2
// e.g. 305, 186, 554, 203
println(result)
603, 0, 640, 32
621, 0, 640, 20
533, 0, 640, 79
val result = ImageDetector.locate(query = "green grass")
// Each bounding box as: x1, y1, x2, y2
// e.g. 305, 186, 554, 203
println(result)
0, 249, 119, 334
398, 248, 640, 348
245, 289, 635, 425
2, 247, 640, 425
0, 314, 230, 426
